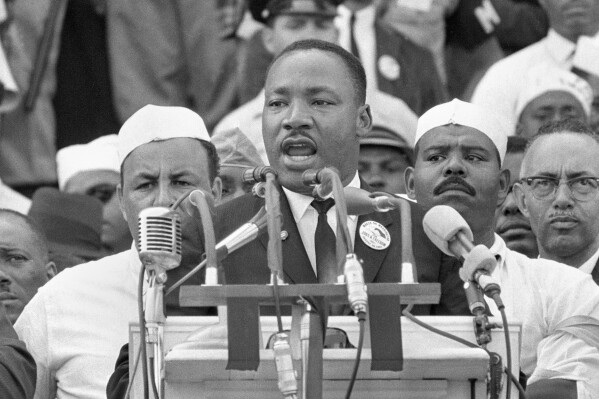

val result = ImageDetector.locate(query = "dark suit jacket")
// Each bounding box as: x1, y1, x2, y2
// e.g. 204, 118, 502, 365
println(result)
214, 187, 468, 315
375, 22, 448, 116
593, 258, 599, 286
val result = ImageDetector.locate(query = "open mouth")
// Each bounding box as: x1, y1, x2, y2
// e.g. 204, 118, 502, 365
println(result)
282, 138, 317, 162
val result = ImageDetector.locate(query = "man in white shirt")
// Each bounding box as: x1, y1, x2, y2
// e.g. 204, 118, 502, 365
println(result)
14, 105, 222, 399
405, 99, 599, 398
513, 118, 599, 284
471, 0, 599, 130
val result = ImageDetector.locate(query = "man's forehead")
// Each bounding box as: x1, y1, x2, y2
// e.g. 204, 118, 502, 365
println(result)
267, 49, 339, 80
523, 132, 599, 174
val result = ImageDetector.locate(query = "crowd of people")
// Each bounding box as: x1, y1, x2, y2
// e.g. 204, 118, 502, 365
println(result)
1, 0, 599, 398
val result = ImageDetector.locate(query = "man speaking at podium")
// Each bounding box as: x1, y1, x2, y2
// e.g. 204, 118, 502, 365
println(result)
404, 99, 599, 398
216, 38, 424, 289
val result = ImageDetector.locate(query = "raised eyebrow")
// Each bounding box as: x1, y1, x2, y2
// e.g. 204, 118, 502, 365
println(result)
422, 145, 450, 153
566, 172, 597, 179
461, 145, 492, 155
133, 172, 157, 181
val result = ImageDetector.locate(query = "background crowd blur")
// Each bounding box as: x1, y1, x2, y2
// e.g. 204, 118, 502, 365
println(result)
0, 0, 598, 309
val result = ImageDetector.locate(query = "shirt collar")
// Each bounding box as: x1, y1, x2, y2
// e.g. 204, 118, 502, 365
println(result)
578, 244, 599, 274
283, 171, 361, 223
337, 3, 376, 26
487, 233, 507, 272
545, 29, 577, 63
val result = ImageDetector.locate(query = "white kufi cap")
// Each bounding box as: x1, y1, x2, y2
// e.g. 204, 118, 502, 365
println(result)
118, 105, 211, 165
415, 99, 509, 164
515, 65, 593, 119
56, 134, 120, 190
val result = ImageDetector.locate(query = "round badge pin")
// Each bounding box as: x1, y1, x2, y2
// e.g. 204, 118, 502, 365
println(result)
359, 221, 391, 250
378, 54, 400, 81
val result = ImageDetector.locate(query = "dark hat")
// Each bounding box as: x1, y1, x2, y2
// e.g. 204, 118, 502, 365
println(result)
249, 0, 342, 24
28, 187, 106, 261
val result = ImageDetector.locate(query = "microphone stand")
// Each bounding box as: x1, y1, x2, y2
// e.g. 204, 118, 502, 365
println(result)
144, 270, 167, 398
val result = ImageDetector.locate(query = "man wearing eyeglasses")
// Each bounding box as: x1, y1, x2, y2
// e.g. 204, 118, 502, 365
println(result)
513, 119, 599, 285
407, 100, 599, 397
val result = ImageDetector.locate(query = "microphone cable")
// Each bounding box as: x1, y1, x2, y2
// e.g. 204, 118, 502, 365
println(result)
137, 264, 150, 399
401, 304, 526, 398
344, 310, 367, 399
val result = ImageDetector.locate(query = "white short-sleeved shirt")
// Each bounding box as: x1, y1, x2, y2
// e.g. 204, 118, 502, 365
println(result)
487, 235, 599, 397
15, 249, 142, 399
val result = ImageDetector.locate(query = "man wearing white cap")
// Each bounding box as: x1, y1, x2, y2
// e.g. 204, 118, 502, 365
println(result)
57, 135, 132, 255
406, 99, 599, 398
515, 66, 593, 138
471, 0, 599, 130
15, 105, 222, 399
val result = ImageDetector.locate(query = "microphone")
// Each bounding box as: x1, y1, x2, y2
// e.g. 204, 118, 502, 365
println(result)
137, 207, 181, 396
138, 207, 182, 274
422, 205, 501, 298
343, 187, 398, 215
302, 168, 337, 200
344, 254, 368, 314
242, 166, 277, 184
215, 206, 268, 261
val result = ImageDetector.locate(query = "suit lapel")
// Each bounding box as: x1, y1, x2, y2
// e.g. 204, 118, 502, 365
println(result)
258, 189, 316, 284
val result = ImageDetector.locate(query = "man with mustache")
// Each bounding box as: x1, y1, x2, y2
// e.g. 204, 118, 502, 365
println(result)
513, 119, 599, 284
15, 106, 222, 399
405, 99, 599, 398
494, 136, 538, 258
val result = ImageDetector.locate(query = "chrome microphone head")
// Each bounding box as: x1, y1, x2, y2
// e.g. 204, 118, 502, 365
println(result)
138, 207, 182, 272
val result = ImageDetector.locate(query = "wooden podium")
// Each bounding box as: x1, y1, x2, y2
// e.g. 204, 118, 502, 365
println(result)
129, 283, 521, 398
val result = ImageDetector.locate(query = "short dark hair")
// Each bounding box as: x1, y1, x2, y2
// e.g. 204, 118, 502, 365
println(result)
506, 136, 528, 155
120, 139, 220, 187
267, 39, 367, 105
0, 209, 50, 262
526, 118, 599, 151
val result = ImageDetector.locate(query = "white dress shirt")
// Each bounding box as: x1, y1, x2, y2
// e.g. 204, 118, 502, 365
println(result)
15, 247, 143, 399
486, 234, 599, 397
283, 172, 360, 276
472, 29, 599, 131
336, 4, 378, 91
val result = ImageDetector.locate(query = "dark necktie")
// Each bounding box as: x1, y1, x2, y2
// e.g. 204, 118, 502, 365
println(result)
311, 198, 337, 283
350, 13, 360, 60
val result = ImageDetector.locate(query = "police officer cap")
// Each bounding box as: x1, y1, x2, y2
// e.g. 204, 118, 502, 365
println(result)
249, 0, 343, 24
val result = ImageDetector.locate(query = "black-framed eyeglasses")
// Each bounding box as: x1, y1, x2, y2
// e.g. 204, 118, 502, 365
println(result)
519, 176, 599, 202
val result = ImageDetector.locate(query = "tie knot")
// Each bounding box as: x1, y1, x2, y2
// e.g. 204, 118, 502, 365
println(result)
311, 198, 335, 215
